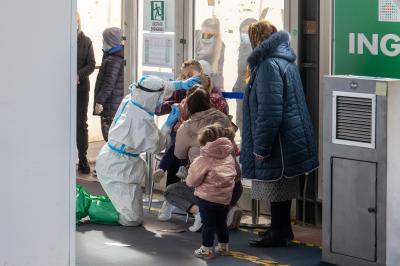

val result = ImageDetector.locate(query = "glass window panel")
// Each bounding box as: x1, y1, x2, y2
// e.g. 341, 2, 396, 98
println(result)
193, 0, 285, 139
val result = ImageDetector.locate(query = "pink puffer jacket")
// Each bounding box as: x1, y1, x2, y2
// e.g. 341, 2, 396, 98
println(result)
186, 137, 236, 205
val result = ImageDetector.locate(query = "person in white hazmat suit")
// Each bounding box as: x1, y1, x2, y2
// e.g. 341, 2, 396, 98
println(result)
95, 75, 200, 226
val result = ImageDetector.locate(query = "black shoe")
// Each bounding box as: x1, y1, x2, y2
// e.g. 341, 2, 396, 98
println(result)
258, 226, 294, 241
78, 159, 91, 174
285, 226, 294, 241
249, 229, 287, 247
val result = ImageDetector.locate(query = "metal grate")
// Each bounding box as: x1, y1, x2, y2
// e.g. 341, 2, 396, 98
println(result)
335, 96, 373, 144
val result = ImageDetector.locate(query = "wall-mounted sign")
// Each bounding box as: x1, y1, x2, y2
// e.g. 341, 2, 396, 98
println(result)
143, 33, 174, 68
334, 0, 400, 78
150, 1, 165, 32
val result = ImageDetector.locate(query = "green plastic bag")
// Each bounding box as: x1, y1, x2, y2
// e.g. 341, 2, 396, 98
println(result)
88, 195, 119, 225
76, 185, 91, 224
76, 185, 119, 225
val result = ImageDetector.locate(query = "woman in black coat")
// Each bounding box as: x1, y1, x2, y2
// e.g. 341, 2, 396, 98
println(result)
94, 27, 125, 142
241, 20, 319, 247
77, 14, 95, 174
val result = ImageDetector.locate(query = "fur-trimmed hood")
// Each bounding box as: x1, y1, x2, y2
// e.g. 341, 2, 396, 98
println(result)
247, 31, 296, 68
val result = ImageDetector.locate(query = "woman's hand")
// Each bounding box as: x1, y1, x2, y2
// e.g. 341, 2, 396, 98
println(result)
254, 153, 270, 161
95, 103, 104, 114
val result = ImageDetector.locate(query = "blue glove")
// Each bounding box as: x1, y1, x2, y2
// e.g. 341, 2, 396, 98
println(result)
172, 76, 201, 90
165, 105, 181, 127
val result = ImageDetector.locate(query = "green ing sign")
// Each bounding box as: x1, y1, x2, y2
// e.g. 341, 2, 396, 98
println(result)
334, 0, 400, 78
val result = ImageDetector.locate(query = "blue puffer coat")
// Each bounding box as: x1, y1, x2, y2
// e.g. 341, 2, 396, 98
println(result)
241, 31, 319, 181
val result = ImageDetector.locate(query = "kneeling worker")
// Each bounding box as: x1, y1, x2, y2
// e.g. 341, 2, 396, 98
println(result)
96, 75, 200, 226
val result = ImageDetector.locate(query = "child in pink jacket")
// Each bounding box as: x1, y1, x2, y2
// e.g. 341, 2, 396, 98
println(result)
186, 124, 237, 260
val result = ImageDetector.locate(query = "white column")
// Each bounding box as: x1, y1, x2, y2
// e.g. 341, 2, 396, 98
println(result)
0, 0, 76, 265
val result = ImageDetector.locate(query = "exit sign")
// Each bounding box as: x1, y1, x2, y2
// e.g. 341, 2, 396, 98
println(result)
150, 1, 165, 32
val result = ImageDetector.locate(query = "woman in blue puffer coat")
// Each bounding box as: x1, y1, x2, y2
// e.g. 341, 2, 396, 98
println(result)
241, 20, 319, 247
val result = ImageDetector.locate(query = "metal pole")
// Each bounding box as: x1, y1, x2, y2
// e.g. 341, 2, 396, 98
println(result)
303, 172, 309, 226
251, 199, 259, 225
145, 152, 153, 201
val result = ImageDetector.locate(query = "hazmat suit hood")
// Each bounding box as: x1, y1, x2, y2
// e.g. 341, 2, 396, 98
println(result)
130, 75, 166, 114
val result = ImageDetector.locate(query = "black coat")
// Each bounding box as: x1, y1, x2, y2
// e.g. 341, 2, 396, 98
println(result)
77, 31, 96, 92
94, 48, 125, 118
241, 31, 319, 181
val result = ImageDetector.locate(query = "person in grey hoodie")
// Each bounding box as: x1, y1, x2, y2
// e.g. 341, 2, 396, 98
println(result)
93, 27, 125, 142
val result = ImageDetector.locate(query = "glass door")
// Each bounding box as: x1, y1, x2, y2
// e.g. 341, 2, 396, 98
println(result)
78, 0, 122, 142
192, 0, 285, 138
137, 0, 185, 81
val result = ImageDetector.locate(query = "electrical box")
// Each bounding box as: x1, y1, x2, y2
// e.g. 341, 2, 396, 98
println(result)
322, 76, 400, 266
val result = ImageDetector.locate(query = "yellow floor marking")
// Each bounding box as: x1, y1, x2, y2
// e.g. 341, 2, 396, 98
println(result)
238, 228, 322, 249
230, 251, 289, 266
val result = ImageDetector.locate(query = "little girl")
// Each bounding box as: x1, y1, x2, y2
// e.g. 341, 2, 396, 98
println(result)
186, 124, 237, 259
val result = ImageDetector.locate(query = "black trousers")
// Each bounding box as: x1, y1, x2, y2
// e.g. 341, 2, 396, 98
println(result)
101, 116, 113, 142
197, 198, 229, 247
270, 200, 292, 236
77, 90, 89, 162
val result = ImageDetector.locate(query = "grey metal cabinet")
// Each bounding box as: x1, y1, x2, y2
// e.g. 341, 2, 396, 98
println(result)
322, 76, 400, 266
331, 158, 377, 262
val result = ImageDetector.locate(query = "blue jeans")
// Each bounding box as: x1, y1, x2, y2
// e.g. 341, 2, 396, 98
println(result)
197, 197, 229, 247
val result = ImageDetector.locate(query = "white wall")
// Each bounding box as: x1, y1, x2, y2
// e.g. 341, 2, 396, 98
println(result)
0, 1, 75, 265
387, 82, 400, 266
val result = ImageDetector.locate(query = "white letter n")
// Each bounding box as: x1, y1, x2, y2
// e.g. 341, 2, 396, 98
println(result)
358, 33, 378, 55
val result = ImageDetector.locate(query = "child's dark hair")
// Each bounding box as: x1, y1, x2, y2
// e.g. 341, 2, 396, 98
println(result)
198, 123, 236, 146
187, 87, 211, 115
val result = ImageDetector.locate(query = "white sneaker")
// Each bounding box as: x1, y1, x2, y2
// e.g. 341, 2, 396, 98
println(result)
153, 169, 165, 183
226, 205, 243, 229
176, 166, 188, 179
194, 246, 214, 260
215, 243, 230, 256
157, 201, 175, 221
189, 212, 202, 232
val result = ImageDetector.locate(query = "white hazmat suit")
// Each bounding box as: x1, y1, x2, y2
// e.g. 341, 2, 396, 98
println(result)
96, 75, 196, 226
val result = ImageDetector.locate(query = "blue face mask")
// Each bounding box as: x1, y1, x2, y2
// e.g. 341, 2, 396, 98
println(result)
240, 33, 250, 45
